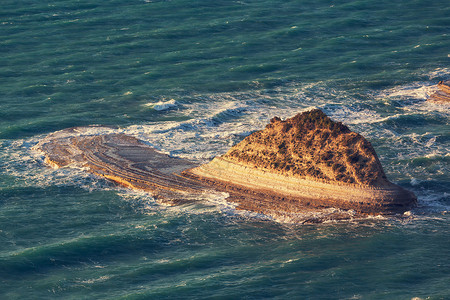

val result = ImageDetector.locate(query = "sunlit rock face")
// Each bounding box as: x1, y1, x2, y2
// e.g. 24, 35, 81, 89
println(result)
186, 109, 417, 215
429, 80, 450, 103
223, 109, 387, 186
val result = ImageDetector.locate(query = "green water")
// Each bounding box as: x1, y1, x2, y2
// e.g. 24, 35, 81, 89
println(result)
0, 0, 449, 298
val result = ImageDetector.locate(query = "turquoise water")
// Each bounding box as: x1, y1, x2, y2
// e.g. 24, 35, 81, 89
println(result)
1, 0, 449, 298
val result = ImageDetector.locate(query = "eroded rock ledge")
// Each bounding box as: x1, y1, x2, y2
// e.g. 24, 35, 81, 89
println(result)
34, 110, 417, 222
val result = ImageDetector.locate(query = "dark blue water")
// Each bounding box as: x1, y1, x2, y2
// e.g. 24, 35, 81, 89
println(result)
1, 0, 449, 298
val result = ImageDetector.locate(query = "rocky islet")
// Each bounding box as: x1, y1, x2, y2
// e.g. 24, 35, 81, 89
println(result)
34, 109, 417, 222
184, 109, 416, 216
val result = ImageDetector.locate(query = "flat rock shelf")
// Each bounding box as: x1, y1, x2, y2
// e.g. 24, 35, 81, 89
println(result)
34, 128, 207, 205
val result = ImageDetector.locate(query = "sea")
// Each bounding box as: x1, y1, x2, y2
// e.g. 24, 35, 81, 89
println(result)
1, 0, 449, 299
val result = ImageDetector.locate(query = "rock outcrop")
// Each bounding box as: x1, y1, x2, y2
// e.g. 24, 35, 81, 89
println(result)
184, 109, 416, 215
429, 80, 450, 103
223, 109, 387, 185
34, 128, 207, 205
34, 110, 417, 222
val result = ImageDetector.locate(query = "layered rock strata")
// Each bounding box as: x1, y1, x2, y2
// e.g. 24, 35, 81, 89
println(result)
184, 109, 416, 214
34, 110, 417, 221
34, 128, 207, 205
429, 80, 450, 103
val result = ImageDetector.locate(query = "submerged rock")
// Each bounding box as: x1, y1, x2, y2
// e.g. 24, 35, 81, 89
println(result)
429, 80, 450, 103
34, 110, 417, 222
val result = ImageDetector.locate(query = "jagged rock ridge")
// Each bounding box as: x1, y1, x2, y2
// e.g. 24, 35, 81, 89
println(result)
223, 109, 387, 186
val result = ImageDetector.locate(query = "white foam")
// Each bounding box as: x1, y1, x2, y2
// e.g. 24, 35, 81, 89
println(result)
381, 83, 436, 100
145, 99, 177, 111
326, 106, 407, 126
1, 136, 115, 192
427, 67, 450, 80
376, 74, 450, 114
78, 276, 111, 284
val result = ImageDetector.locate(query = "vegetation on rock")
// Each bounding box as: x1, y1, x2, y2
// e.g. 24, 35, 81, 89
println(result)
223, 109, 388, 185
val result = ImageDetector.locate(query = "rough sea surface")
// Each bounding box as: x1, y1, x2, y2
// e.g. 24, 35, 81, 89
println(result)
1, 0, 449, 298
